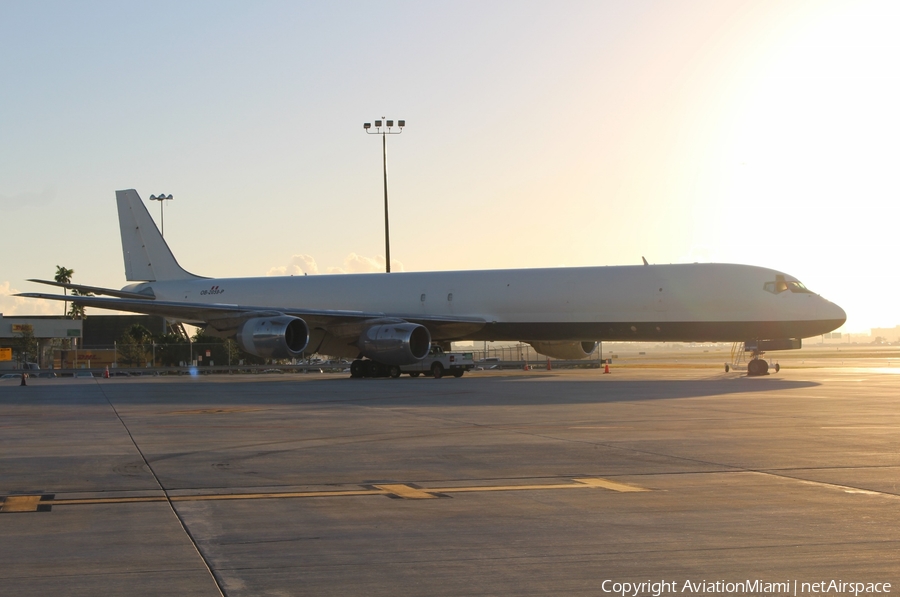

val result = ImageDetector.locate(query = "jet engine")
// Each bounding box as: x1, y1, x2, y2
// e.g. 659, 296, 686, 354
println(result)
529, 341, 598, 360
236, 316, 309, 359
358, 322, 431, 366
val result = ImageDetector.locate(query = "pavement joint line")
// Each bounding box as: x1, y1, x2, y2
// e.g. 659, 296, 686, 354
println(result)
93, 379, 227, 597
0, 477, 649, 511
746, 471, 900, 499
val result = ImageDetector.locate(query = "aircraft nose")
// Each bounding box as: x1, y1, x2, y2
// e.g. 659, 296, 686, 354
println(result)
821, 299, 847, 326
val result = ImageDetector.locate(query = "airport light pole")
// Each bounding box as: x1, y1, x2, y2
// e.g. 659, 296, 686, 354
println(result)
363, 118, 405, 273
149, 194, 173, 238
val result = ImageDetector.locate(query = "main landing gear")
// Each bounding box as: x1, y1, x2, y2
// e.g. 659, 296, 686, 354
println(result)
350, 359, 401, 379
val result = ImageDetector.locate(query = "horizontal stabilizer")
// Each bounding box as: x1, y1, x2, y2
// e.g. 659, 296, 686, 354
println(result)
27, 279, 155, 300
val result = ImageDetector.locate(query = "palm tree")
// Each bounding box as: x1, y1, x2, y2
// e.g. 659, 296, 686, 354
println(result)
54, 265, 74, 316
67, 288, 93, 320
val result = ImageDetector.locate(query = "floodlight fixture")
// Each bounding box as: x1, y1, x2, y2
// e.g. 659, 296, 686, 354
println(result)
148, 193, 174, 238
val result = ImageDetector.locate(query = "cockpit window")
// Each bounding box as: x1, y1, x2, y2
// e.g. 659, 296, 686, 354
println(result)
787, 281, 813, 294
764, 275, 813, 294
764, 275, 788, 294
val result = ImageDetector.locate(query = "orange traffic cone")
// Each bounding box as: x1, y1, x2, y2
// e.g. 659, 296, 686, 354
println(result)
603, 363, 610, 374
104, 366, 110, 379
546, 358, 552, 371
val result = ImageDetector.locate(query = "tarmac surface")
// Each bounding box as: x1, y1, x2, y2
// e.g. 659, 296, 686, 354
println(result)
1, 367, 899, 596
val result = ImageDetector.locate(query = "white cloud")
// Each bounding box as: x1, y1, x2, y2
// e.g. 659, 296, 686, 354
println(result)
0, 281, 61, 315
339, 253, 404, 274
268, 253, 403, 276
267, 254, 320, 276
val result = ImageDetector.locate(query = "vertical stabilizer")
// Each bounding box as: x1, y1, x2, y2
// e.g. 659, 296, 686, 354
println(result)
116, 189, 202, 281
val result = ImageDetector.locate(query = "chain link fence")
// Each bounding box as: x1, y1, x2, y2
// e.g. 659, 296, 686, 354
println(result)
51, 341, 609, 370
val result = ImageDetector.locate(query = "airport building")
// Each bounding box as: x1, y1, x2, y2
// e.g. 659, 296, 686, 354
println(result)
1, 314, 166, 369
870, 326, 900, 343
0, 314, 82, 369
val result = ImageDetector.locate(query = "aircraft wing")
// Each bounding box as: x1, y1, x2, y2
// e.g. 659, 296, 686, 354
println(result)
16, 292, 486, 340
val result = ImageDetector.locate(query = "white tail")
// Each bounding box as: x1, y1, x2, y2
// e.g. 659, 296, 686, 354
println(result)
116, 189, 203, 281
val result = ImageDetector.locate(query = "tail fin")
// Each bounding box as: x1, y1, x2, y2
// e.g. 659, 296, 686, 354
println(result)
116, 189, 203, 281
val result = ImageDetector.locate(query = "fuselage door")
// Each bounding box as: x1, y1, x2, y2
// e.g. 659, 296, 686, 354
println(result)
653, 286, 665, 312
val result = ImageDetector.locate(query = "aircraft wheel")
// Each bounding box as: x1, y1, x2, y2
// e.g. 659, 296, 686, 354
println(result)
747, 359, 759, 376
452, 370, 464, 378
374, 361, 391, 378
350, 360, 364, 378
725, 364, 730, 373
363, 360, 378, 378
747, 359, 769, 376
774, 363, 780, 373
389, 366, 401, 379
431, 363, 444, 379
409, 372, 420, 378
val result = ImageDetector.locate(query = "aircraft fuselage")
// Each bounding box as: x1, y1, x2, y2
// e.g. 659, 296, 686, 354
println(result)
131, 262, 845, 343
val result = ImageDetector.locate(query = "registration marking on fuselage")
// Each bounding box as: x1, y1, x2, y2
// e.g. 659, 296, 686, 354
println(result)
0, 477, 649, 512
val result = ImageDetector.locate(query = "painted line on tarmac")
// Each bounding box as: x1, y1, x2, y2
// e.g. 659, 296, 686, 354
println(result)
163, 407, 271, 415
0, 477, 649, 512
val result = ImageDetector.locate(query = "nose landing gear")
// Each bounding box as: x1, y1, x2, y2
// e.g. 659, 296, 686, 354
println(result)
728, 342, 781, 376
747, 358, 769, 376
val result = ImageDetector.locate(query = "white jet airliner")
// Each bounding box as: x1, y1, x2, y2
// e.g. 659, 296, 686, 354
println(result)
21, 190, 845, 377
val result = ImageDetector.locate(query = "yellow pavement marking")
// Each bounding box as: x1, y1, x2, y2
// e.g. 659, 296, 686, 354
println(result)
373, 484, 439, 499
38, 490, 382, 506
173, 489, 382, 501
426, 477, 648, 494
820, 426, 900, 430
572, 477, 651, 492
432, 483, 582, 493
46, 496, 167, 505
1, 495, 44, 512
165, 407, 269, 415
2, 477, 651, 513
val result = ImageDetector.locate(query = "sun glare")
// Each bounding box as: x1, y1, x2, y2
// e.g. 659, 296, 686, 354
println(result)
701, 0, 900, 329
724, 1, 898, 219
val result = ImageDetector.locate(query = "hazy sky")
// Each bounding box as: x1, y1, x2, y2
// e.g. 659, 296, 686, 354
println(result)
2, 0, 897, 333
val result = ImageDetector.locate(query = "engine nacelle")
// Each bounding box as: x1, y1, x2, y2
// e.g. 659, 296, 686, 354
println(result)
358, 322, 431, 366
529, 341, 598, 360
236, 316, 309, 359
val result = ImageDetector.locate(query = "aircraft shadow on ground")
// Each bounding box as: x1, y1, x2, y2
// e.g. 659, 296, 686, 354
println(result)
1, 376, 821, 408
